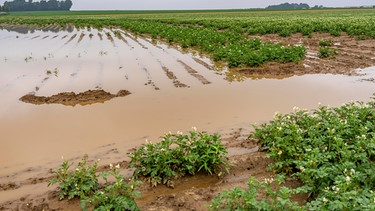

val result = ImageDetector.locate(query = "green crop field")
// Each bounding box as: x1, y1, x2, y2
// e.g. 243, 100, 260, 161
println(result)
1, 8, 375, 68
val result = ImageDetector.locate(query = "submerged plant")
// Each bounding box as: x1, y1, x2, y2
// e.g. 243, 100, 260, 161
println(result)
46, 67, 59, 77
99, 50, 108, 56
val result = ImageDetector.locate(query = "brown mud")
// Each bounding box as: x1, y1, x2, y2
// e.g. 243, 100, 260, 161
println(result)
0, 25, 374, 210
19, 89, 131, 106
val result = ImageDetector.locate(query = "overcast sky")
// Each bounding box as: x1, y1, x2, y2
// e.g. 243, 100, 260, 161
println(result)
0, 0, 373, 10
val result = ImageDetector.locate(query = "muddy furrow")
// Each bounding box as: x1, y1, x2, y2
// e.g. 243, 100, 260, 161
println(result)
31, 35, 40, 40
64, 34, 77, 45
111, 29, 129, 44
161, 65, 189, 88
177, 60, 211, 85
193, 57, 216, 71
104, 31, 116, 47
124, 32, 148, 49
127, 33, 216, 88
77, 33, 85, 43
135, 33, 221, 84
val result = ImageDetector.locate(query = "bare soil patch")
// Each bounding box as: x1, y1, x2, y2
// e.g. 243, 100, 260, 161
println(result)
19, 89, 131, 106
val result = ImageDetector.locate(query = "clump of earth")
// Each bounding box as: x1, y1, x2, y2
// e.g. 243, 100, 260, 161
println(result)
19, 89, 131, 106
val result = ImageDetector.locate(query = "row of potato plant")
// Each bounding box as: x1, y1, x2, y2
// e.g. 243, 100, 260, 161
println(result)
210, 94, 375, 210
2, 10, 374, 68
49, 129, 231, 210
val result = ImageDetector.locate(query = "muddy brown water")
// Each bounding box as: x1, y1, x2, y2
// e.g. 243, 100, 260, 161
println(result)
0, 26, 374, 203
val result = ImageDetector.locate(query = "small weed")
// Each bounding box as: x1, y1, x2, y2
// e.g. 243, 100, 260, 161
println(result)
318, 46, 338, 58
318, 38, 332, 47
358, 54, 365, 59
53, 68, 59, 77
46, 68, 59, 77
24, 56, 32, 62
129, 128, 231, 187
99, 50, 108, 56
357, 34, 367, 40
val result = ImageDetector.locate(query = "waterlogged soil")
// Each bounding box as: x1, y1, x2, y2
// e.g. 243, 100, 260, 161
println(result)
0, 25, 374, 210
19, 89, 131, 106
0, 130, 308, 211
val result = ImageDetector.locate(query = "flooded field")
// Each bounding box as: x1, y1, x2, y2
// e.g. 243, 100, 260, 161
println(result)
0, 25, 374, 207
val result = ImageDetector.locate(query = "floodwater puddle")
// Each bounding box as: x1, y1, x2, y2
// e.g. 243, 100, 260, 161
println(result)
0, 25, 374, 183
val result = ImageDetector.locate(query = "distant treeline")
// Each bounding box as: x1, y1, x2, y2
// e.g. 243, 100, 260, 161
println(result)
266, 3, 324, 9
0, 0, 72, 12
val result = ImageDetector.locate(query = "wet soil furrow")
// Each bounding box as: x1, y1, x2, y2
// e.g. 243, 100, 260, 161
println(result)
177, 60, 211, 85
111, 29, 129, 44
77, 33, 85, 43
124, 33, 148, 49
161, 65, 189, 88
105, 31, 116, 47
31, 35, 40, 40
97, 32, 103, 41
193, 57, 215, 71
64, 34, 77, 45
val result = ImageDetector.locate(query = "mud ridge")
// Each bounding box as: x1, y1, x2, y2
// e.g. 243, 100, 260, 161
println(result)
77, 33, 85, 43
178, 60, 211, 85
19, 89, 131, 106
64, 34, 77, 45
162, 66, 189, 88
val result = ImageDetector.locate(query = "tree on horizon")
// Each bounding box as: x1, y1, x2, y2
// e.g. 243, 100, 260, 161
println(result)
2, 0, 72, 12
266, 2, 310, 9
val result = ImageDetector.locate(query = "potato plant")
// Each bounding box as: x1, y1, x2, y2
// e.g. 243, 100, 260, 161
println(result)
129, 128, 230, 187
49, 156, 141, 211
250, 95, 375, 210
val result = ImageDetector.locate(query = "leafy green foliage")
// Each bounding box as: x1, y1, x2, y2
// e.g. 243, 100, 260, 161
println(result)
318, 46, 338, 58
318, 38, 332, 47
251, 97, 375, 210
81, 165, 142, 211
49, 156, 142, 211
4, 9, 375, 68
129, 128, 230, 187
209, 175, 302, 211
48, 155, 99, 200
